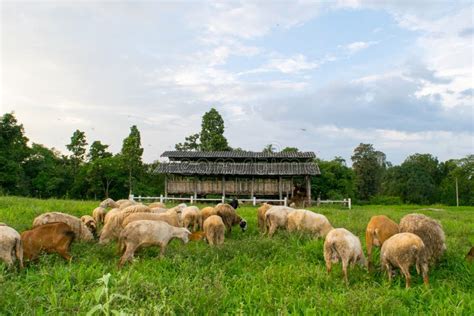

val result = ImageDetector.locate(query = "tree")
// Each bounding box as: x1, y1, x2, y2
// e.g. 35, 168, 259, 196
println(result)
312, 157, 355, 200
282, 147, 299, 153
175, 133, 200, 151
438, 155, 474, 205
0, 112, 30, 194
351, 143, 386, 201
262, 144, 275, 153
121, 125, 144, 195
87, 155, 123, 199
88, 141, 112, 161
66, 129, 88, 175
199, 108, 230, 151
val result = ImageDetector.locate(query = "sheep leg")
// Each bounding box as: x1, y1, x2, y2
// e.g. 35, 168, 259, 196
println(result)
366, 230, 373, 270
118, 245, 136, 268
258, 216, 263, 232
0, 253, 14, 268
159, 243, 167, 258
57, 239, 73, 261
268, 223, 277, 238
342, 259, 349, 285
400, 265, 411, 288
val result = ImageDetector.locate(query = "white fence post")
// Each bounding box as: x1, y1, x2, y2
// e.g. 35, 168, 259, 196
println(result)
129, 194, 134, 201
222, 196, 225, 204
253, 196, 257, 206
160, 195, 163, 203
348, 198, 352, 210
284, 197, 287, 207
138, 195, 142, 203
190, 196, 194, 204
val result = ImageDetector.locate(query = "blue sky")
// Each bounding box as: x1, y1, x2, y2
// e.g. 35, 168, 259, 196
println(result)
1, 1, 473, 164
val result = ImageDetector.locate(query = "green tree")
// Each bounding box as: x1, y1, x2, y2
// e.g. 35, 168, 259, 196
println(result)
0, 112, 30, 194
438, 155, 474, 205
351, 143, 386, 201
282, 147, 300, 153
87, 155, 124, 199
121, 125, 144, 195
88, 141, 112, 161
175, 133, 200, 151
199, 108, 230, 151
312, 157, 355, 200
66, 129, 88, 175
262, 144, 275, 153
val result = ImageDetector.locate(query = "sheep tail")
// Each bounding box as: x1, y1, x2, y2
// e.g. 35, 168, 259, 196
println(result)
15, 237, 24, 268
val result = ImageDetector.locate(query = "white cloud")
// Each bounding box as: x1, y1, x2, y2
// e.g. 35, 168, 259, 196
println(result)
344, 41, 378, 54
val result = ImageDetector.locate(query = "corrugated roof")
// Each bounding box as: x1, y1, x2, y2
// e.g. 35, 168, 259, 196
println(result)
161, 151, 316, 159
156, 162, 320, 176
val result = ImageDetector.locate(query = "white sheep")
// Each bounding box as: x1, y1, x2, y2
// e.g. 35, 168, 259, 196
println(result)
286, 209, 333, 238
121, 212, 181, 228
99, 198, 119, 209
181, 206, 202, 232
381, 232, 429, 288
117, 220, 191, 267
33, 212, 94, 242
265, 206, 295, 237
324, 228, 366, 284
92, 206, 107, 225
0, 224, 23, 269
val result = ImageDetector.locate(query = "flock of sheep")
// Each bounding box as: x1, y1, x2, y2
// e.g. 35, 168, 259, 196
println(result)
1, 198, 472, 288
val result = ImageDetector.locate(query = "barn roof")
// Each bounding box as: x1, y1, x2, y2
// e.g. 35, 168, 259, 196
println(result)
161, 151, 316, 160
156, 162, 320, 176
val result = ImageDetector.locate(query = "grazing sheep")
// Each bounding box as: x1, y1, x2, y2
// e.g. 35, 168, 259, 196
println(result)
189, 231, 206, 241
265, 206, 295, 237
99, 205, 151, 244
381, 232, 429, 288
201, 207, 217, 222
22, 222, 75, 261
81, 215, 97, 238
324, 228, 366, 284
92, 207, 107, 225
286, 210, 333, 238
116, 199, 133, 206
215, 203, 247, 234
466, 247, 474, 262
33, 212, 93, 242
181, 206, 202, 232
230, 198, 239, 210
121, 212, 181, 228
148, 202, 166, 209
99, 198, 119, 209
118, 200, 137, 209
399, 213, 446, 265
203, 215, 225, 246
103, 208, 120, 225
365, 215, 399, 268
257, 203, 273, 233
117, 220, 191, 268
150, 207, 168, 214
0, 224, 23, 269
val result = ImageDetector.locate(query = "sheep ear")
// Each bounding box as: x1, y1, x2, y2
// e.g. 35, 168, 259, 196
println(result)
185, 229, 192, 234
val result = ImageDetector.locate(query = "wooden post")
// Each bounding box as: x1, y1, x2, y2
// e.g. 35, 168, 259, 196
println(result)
194, 177, 198, 200
278, 176, 283, 204
306, 176, 311, 206
456, 177, 459, 207
251, 177, 254, 199
222, 175, 226, 198
164, 175, 168, 198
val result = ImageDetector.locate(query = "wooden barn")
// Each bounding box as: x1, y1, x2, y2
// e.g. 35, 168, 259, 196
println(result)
156, 151, 320, 202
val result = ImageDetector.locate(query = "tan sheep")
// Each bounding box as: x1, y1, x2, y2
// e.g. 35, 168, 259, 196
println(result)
99, 198, 119, 209
286, 209, 333, 238
117, 220, 191, 268
33, 212, 94, 242
150, 207, 168, 214
215, 203, 247, 234
324, 228, 366, 284
99, 205, 151, 244
265, 206, 295, 237
201, 207, 217, 222
257, 203, 272, 233
118, 200, 137, 209
121, 212, 181, 228
365, 215, 399, 268
381, 232, 429, 288
181, 206, 202, 232
203, 215, 225, 246
92, 207, 107, 225
148, 202, 166, 209
399, 213, 446, 265
103, 208, 120, 225
0, 224, 23, 269
80, 215, 97, 238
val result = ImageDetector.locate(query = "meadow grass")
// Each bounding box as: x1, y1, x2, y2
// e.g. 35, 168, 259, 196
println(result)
0, 196, 473, 315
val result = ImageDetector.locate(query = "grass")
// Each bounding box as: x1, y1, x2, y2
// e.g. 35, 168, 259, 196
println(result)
0, 196, 473, 315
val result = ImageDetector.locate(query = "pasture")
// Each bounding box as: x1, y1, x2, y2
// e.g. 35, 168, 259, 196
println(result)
1, 196, 473, 315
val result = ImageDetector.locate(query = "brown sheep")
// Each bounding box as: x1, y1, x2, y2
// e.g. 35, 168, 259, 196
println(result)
81, 215, 97, 238
257, 203, 272, 233
33, 212, 93, 242
399, 213, 446, 265
215, 204, 247, 234
381, 232, 429, 288
286, 209, 333, 238
103, 208, 120, 225
365, 215, 399, 268
181, 206, 202, 232
92, 207, 107, 226
21, 222, 75, 261
203, 215, 225, 246
201, 207, 217, 222
189, 231, 206, 241
0, 224, 23, 269
121, 212, 181, 228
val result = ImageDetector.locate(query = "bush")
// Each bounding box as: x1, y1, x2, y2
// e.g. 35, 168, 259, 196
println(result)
369, 195, 403, 205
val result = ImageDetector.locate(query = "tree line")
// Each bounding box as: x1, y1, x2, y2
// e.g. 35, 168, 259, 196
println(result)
1, 110, 472, 205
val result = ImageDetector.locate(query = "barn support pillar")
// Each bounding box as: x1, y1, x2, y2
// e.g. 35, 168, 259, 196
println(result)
164, 175, 168, 198
306, 175, 312, 206
278, 176, 283, 204
222, 175, 226, 199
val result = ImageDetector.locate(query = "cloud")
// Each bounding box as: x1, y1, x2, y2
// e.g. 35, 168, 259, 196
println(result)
344, 41, 378, 54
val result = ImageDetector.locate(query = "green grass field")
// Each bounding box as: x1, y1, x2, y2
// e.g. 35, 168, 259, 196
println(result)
1, 196, 473, 315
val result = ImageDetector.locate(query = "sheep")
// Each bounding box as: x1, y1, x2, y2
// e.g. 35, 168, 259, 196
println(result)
181, 206, 202, 232
265, 206, 295, 237
81, 215, 97, 238
99, 198, 119, 209
365, 215, 399, 268
148, 202, 166, 209
116, 199, 133, 206
230, 198, 239, 209
215, 203, 247, 234
150, 207, 168, 214
99, 204, 151, 244
103, 208, 121, 225
92, 207, 107, 225
399, 213, 446, 265
381, 232, 429, 288
121, 212, 181, 228
201, 207, 217, 222
33, 212, 94, 242
466, 247, 474, 262
117, 220, 191, 268
118, 200, 137, 209
22, 222, 75, 261
0, 224, 23, 269
203, 215, 225, 246
189, 231, 206, 241
257, 203, 273, 233
324, 228, 366, 284
286, 209, 333, 238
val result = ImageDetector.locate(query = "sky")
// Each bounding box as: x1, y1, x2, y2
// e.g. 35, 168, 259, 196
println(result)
1, 0, 473, 165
